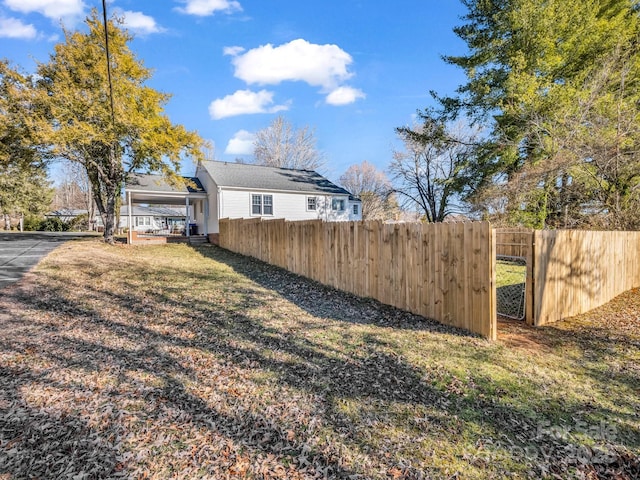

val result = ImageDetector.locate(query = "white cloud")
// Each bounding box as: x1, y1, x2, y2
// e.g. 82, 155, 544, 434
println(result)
175, 0, 242, 16
230, 38, 354, 91
325, 86, 366, 106
223, 45, 244, 56
224, 130, 255, 155
208, 89, 289, 120
0, 17, 37, 39
120, 10, 164, 35
220, 39, 366, 108
4, 0, 85, 21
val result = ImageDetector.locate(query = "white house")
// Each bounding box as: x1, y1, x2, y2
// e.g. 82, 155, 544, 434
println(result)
116, 206, 187, 233
45, 206, 187, 234
124, 161, 362, 243
45, 208, 89, 223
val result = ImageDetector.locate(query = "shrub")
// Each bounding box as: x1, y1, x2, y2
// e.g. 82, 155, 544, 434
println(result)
39, 217, 69, 232
23, 215, 44, 231
68, 213, 89, 231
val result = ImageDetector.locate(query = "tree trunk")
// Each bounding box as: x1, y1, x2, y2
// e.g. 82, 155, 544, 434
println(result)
3, 214, 10, 231
88, 183, 95, 231
90, 177, 118, 244
102, 189, 118, 244
86, 147, 122, 244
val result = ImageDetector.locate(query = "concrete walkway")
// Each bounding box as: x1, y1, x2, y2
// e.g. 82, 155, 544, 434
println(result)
0, 232, 99, 289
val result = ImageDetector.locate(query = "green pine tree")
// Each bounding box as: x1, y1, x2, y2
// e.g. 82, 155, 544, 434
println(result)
0, 164, 53, 230
442, 0, 640, 228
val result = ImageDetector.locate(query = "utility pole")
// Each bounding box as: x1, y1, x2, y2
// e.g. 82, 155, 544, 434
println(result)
101, 0, 116, 127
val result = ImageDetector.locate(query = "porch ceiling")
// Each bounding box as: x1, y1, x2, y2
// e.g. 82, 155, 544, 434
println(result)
125, 173, 207, 205
127, 191, 206, 206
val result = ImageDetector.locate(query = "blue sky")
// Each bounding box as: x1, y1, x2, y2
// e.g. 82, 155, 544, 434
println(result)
0, 0, 469, 183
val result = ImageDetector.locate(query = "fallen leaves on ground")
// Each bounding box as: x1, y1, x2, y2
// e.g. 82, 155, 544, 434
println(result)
0, 241, 638, 479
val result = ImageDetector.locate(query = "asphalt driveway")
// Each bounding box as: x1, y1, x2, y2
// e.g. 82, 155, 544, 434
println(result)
0, 232, 98, 289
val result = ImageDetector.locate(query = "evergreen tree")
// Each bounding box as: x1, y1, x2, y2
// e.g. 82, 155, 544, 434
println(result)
0, 164, 53, 230
0, 61, 43, 170
1, 61, 52, 230
442, 0, 640, 228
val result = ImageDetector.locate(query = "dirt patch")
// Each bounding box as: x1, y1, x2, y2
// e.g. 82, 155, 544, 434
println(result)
498, 318, 554, 354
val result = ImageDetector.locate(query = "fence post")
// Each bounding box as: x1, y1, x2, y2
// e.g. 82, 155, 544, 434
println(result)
525, 230, 535, 326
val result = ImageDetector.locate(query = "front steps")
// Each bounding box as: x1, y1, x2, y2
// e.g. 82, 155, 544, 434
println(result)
188, 235, 208, 245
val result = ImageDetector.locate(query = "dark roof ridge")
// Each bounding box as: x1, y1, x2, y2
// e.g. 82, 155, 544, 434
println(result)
202, 159, 318, 174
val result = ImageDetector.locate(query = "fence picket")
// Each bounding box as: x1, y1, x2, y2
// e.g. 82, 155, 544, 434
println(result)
219, 218, 497, 338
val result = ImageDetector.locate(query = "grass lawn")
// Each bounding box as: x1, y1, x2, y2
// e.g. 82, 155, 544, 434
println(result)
0, 241, 638, 479
496, 258, 527, 289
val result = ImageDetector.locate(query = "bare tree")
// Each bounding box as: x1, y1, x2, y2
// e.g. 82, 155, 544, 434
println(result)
51, 160, 96, 229
339, 161, 397, 220
201, 144, 217, 162
391, 111, 477, 222
253, 116, 324, 170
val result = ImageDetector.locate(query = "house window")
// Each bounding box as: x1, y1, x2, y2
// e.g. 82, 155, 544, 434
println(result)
353, 204, 359, 215
252, 195, 262, 215
251, 194, 273, 216
263, 195, 273, 215
307, 197, 317, 211
135, 216, 151, 227
332, 198, 345, 211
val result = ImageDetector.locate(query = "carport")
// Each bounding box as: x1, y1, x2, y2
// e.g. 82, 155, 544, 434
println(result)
124, 173, 208, 244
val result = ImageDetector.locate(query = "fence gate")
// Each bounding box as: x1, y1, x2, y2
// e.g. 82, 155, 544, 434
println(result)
496, 255, 527, 320
495, 228, 534, 323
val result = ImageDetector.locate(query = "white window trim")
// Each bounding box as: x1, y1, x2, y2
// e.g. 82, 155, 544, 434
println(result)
250, 193, 274, 217
251, 194, 262, 216
135, 216, 152, 227
263, 194, 273, 216
306, 196, 317, 211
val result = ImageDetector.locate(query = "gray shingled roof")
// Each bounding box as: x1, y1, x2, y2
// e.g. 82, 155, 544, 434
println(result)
126, 173, 206, 194
46, 209, 88, 218
120, 206, 187, 217
202, 161, 353, 196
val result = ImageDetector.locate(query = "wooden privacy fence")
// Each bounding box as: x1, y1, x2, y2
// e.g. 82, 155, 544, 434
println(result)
495, 228, 534, 258
219, 218, 497, 339
533, 230, 640, 325
496, 228, 640, 326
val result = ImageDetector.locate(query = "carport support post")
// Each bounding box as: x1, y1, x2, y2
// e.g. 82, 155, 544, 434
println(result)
203, 199, 209, 236
185, 197, 190, 238
127, 192, 132, 244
